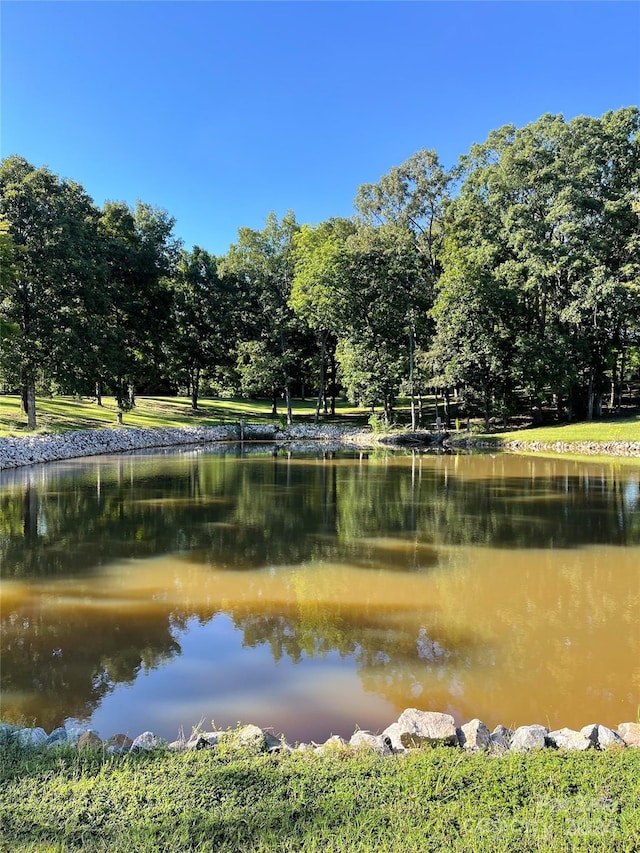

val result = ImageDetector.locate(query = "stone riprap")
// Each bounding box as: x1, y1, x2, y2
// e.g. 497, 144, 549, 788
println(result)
0, 424, 369, 471
2, 711, 638, 758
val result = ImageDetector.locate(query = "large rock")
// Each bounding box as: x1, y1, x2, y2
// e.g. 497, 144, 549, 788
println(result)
46, 727, 69, 748
490, 725, 513, 753
458, 719, 491, 751
77, 731, 103, 750
580, 724, 625, 750
381, 722, 406, 753
64, 720, 94, 746
17, 727, 48, 748
547, 728, 592, 751
349, 731, 392, 755
315, 735, 347, 755
185, 731, 224, 750
617, 722, 640, 748
105, 734, 133, 755
510, 725, 548, 753
596, 726, 626, 750
395, 709, 459, 748
131, 731, 167, 751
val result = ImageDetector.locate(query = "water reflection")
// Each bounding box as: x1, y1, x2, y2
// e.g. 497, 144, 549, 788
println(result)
1, 446, 639, 741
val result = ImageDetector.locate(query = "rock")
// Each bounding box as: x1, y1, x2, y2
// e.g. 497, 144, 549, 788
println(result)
349, 731, 392, 755
236, 724, 266, 750
594, 725, 625, 750
46, 727, 69, 747
617, 722, 640, 748
510, 725, 548, 753
131, 731, 167, 751
395, 708, 459, 748
381, 722, 406, 753
579, 724, 598, 745
458, 719, 491, 751
17, 727, 48, 748
264, 732, 288, 752
315, 735, 346, 754
0, 723, 20, 743
185, 731, 222, 750
77, 731, 103, 750
547, 728, 592, 751
64, 720, 93, 746
490, 725, 513, 753
105, 734, 133, 755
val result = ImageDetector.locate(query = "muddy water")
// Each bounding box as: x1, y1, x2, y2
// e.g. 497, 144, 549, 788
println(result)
1, 446, 638, 743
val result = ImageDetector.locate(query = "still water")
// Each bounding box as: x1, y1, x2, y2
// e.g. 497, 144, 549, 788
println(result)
1, 444, 638, 743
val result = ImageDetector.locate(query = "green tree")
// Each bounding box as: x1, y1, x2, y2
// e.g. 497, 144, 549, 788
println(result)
0, 156, 107, 428
355, 150, 453, 428
290, 218, 355, 420
98, 200, 180, 408
220, 212, 300, 423
168, 246, 232, 410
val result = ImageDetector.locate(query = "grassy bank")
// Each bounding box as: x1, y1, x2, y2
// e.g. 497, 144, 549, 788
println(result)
480, 414, 640, 446
1, 740, 639, 853
2, 393, 640, 450
0, 395, 370, 438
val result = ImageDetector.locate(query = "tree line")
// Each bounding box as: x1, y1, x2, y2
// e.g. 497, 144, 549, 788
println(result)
1, 106, 638, 429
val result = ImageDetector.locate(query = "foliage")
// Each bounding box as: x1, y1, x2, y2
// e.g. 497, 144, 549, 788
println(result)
0, 739, 638, 852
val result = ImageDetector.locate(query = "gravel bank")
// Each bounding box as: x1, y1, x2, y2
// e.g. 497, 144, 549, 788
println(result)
0, 424, 372, 471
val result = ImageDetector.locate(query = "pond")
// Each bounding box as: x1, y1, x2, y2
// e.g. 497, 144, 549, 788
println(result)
1, 444, 638, 744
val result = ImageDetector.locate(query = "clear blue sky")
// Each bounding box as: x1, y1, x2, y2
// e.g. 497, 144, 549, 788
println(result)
2, 1, 639, 257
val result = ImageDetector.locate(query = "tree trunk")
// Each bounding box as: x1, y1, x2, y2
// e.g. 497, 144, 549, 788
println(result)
587, 370, 594, 421
408, 324, 416, 431
443, 386, 451, 429
285, 384, 292, 425
271, 392, 278, 416
26, 379, 36, 430
329, 344, 337, 416
128, 384, 136, 409
315, 334, 326, 424
483, 386, 490, 432
191, 367, 200, 411
95, 381, 102, 407
20, 385, 28, 415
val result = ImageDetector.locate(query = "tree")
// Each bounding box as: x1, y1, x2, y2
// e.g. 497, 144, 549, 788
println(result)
98, 200, 180, 408
355, 150, 453, 428
337, 224, 417, 422
0, 156, 107, 428
220, 212, 300, 424
290, 218, 355, 420
168, 246, 233, 410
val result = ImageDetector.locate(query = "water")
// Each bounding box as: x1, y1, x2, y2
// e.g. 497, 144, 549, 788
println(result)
1, 444, 638, 743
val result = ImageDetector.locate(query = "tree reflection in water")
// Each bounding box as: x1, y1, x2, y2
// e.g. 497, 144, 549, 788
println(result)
1, 446, 639, 738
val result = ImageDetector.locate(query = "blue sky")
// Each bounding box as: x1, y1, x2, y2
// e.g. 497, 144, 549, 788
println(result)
2, 1, 639, 256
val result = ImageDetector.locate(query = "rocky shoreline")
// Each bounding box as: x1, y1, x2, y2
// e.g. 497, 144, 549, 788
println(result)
3, 710, 639, 757
0, 423, 371, 471
2, 422, 640, 472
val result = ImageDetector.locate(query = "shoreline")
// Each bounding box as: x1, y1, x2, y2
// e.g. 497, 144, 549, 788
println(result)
2, 423, 640, 471
3, 710, 639, 756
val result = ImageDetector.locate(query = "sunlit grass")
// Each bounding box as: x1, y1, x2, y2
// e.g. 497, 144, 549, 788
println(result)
479, 414, 640, 445
0, 394, 370, 437
0, 739, 638, 852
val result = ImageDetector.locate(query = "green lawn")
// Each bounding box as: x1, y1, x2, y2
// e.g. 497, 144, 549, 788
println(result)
0, 394, 370, 437
2, 393, 640, 448
1, 741, 638, 853
478, 414, 640, 445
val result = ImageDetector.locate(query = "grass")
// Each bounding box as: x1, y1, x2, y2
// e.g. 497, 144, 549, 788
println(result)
0, 395, 370, 437
0, 739, 638, 853
2, 393, 640, 451
474, 413, 640, 446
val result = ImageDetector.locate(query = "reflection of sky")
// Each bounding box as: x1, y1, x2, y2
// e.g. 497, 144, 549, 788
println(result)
89, 614, 397, 744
